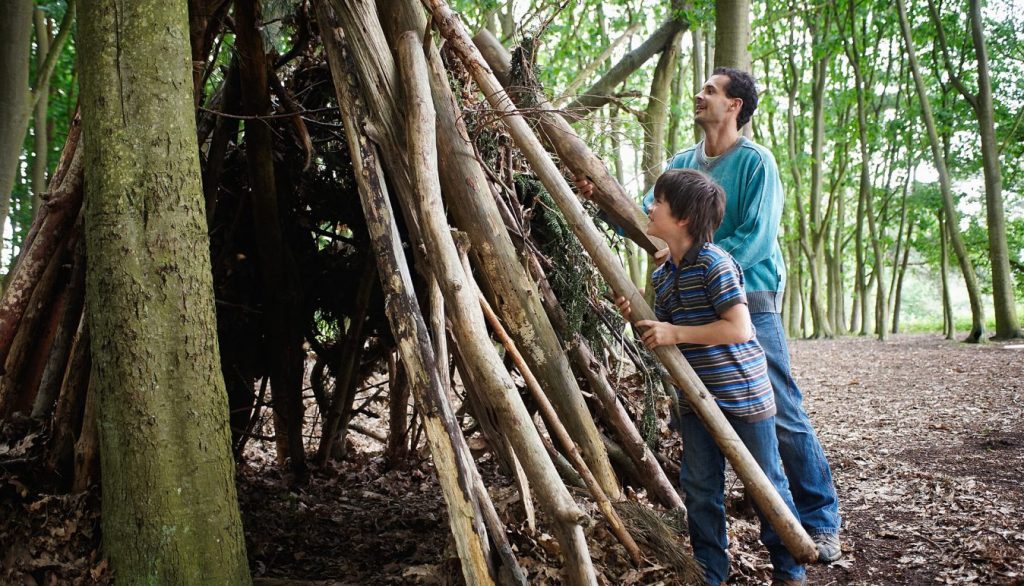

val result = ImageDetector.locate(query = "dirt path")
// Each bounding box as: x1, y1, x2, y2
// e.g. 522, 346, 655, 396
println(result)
793, 334, 1024, 585
238, 334, 1024, 585
4, 334, 1023, 585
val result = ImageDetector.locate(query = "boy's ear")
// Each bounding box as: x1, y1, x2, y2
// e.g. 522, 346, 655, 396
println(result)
676, 216, 690, 229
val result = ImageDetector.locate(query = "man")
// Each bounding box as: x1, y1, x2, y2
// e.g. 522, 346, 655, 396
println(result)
577, 67, 842, 564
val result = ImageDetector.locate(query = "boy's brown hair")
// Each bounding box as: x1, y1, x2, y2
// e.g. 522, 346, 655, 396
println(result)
653, 169, 726, 242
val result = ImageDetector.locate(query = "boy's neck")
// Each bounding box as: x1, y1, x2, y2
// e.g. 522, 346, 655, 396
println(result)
668, 230, 696, 266
701, 124, 741, 157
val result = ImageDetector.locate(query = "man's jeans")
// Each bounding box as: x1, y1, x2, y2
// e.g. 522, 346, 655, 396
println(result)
751, 311, 842, 536
679, 414, 805, 584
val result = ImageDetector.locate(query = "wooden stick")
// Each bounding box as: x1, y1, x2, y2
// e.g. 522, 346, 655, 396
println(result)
421, 0, 818, 564
378, 0, 620, 500
473, 30, 662, 256
395, 31, 596, 585
0, 141, 82, 373
470, 258, 643, 565
315, 4, 494, 582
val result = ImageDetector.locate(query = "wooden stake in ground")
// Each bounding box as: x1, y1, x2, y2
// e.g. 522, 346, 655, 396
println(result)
395, 31, 596, 586
421, 0, 819, 564
378, 0, 619, 500
470, 259, 643, 565
315, 4, 495, 584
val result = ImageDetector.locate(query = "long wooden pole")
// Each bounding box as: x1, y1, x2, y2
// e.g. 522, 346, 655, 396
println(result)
421, 0, 818, 564
473, 274, 643, 565
396, 32, 596, 585
473, 30, 662, 256
379, 0, 619, 499
314, 4, 494, 583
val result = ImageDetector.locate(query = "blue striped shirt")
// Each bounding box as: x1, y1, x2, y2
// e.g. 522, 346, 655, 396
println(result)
653, 242, 776, 422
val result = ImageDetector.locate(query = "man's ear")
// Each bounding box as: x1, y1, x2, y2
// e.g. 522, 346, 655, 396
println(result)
731, 97, 743, 112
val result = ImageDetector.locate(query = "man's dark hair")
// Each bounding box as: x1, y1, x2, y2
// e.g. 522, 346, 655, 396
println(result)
653, 169, 725, 242
713, 66, 759, 130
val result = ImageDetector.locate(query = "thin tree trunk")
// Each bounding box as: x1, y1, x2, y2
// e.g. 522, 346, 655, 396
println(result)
31, 8, 51, 218
896, 0, 984, 342
939, 212, 954, 339
422, 0, 818, 563
892, 222, 913, 334
691, 28, 704, 144
77, 0, 250, 578
968, 0, 1020, 338
0, 0, 33, 260
234, 0, 307, 474
640, 28, 684, 191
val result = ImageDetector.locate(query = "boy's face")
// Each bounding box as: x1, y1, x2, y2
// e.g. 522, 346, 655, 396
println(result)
647, 193, 689, 241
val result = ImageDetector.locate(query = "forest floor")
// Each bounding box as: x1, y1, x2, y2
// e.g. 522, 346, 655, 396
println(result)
2, 333, 1023, 585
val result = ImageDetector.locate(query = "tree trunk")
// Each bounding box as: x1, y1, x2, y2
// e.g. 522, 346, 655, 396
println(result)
0, 0, 33, 261
714, 0, 751, 71
691, 28, 704, 144
640, 28, 684, 191
31, 8, 51, 218
896, 0, 985, 342
563, 15, 690, 119
968, 0, 1020, 339
77, 0, 250, 580
939, 212, 954, 339
422, 0, 818, 564
892, 222, 913, 334
234, 0, 308, 475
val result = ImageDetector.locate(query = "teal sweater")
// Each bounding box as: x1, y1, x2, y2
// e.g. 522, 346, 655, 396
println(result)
643, 137, 786, 313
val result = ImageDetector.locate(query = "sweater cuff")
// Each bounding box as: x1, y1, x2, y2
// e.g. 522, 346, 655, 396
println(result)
747, 290, 784, 314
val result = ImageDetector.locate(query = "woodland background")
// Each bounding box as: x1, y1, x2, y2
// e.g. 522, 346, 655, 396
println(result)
0, 0, 1022, 584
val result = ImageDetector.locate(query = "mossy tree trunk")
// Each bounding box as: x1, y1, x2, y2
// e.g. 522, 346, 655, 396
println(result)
77, 0, 251, 583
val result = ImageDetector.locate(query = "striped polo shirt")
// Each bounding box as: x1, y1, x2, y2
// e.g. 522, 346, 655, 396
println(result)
652, 242, 776, 422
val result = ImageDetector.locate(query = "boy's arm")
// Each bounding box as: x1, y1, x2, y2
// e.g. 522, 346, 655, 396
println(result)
636, 304, 754, 348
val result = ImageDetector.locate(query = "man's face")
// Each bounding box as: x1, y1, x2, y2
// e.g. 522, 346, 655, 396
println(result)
694, 74, 741, 130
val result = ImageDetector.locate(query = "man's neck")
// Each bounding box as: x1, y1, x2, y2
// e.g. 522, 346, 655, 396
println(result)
701, 123, 741, 158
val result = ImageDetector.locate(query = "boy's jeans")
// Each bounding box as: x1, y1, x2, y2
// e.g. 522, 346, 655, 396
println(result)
751, 311, 842, 536
679, 414, 805, 584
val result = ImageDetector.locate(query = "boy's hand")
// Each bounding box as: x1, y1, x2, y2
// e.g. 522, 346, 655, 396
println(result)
614, 295, 631, 319
654, 248, 670, 265
574, 176, 595, 199
636, 320, 682, 349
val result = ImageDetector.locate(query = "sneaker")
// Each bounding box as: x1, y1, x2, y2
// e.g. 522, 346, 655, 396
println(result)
814, 532, 842, 563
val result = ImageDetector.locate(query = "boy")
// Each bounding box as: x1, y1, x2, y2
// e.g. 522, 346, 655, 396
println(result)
616, 169, 805, 586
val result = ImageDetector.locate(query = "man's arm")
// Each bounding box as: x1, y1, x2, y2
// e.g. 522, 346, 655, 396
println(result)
714, 157, 784, 270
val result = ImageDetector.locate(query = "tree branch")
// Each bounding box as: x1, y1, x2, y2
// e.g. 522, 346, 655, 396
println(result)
30, 0, 76, 109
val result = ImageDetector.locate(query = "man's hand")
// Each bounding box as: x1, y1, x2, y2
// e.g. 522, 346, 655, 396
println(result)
636, 320, 682, 349
574, 175, 595, 199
